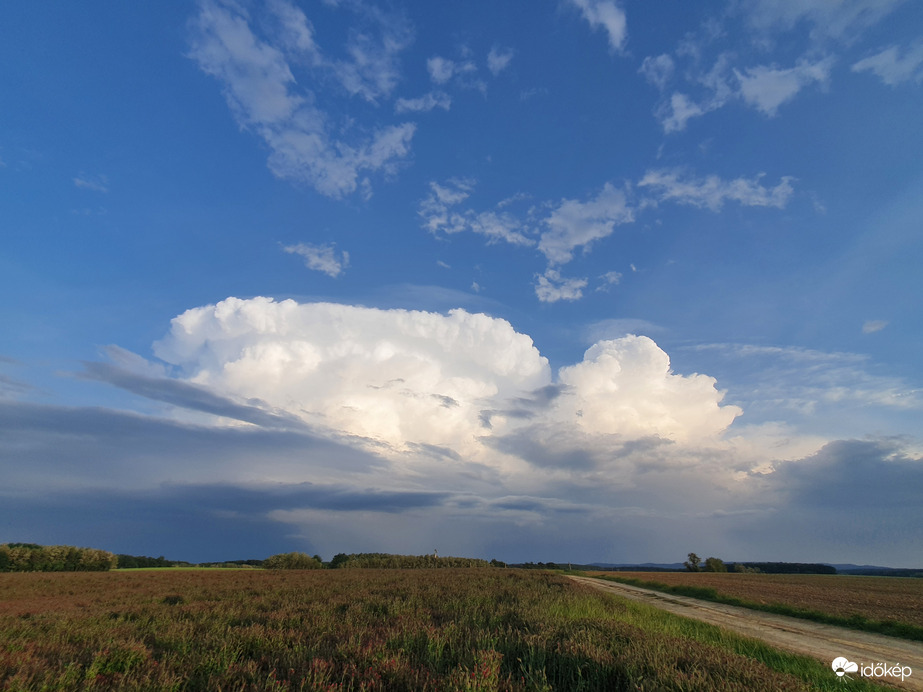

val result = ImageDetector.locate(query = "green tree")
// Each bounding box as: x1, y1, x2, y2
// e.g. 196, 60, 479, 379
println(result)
329, 553, 349, 569
263, 552, 322, 570
704, 557, 727, 572
684, 552, 701, 572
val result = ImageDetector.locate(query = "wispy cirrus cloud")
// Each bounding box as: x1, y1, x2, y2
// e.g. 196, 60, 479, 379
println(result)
687, 342, 922, 423
534, 269, 587, 303
73, 173, 109, 193
418, 179, 534, 247
538, 183, 633, 265
394, 91, 451, 114
282, 242, 350, 277
734, 57, 835, 116
639, 54, 674, 90
188, 0, 416, 199
487, 46, 514, 76
642, 0, 906, 132
567, 0, 627, 53
427, 55, 479, 87
739, 0, 909, 42
852, 42, 923, 85
639, 169, 794, 211
421, 168, 794, 301
653, 54, 833, 131
862, 320, 889, 334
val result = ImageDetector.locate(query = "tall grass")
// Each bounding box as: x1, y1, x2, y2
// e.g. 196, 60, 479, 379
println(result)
0, 569, 895, 691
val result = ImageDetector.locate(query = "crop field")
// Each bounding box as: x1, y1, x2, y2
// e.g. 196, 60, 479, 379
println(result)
586, 572, 923, 632
0, 568, 897, 691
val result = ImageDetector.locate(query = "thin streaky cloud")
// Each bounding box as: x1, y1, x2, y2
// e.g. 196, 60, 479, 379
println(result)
73, 174, 109, 193
282, 242, 349, 277
188, 0, 416, 198
568, 0, 627, 53
487, 46, 514, 76
638, 169, 795, 211
534, 268, 587, 303
734, 57, 834, 116
394, 91, 451, 113
852, 42, 923, 85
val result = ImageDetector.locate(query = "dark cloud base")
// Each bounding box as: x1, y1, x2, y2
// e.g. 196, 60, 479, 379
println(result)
1, 399, 920, 565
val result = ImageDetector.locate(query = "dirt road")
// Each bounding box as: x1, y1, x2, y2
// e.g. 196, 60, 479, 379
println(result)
568, 575, 923, 691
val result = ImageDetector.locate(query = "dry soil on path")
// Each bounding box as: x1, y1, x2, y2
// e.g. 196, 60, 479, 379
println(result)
568, 575, 923, 691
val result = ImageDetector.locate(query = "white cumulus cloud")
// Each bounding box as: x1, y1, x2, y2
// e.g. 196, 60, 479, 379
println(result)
152, 298, 744, 469
556, 337, 742, 442
153, 297, 551, 459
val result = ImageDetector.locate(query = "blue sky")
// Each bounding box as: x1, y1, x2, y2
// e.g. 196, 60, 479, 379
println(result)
1, 0, 921, 565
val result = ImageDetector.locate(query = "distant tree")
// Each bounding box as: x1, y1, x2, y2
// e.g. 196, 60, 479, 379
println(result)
263, 552, 322, 570
489, 559, 506, 568
329, 553, 349, 569
730, 562, 835, 575
704, 557, 727, 572
684, 553, 701, 572
116, 554, 173, 569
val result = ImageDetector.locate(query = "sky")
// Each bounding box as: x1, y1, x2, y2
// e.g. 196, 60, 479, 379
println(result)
1, 0, 921, 566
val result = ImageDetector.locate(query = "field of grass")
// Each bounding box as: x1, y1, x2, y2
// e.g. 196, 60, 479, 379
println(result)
585, 571, 923, 640
0, 568, 898, 691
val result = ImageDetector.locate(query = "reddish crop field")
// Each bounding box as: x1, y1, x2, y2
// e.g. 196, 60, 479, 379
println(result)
0, 568, 870, 691
588, 572, 923, 628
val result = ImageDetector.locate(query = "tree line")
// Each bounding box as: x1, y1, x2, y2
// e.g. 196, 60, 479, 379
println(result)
324, 552, 492, 569
0, 543, 117, 572
684, 553, 837, 575
1, 544, 499, 572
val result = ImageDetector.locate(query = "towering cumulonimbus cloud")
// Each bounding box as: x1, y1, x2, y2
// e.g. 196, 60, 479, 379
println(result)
153, 298, 742, 470
556, 336, 741, 443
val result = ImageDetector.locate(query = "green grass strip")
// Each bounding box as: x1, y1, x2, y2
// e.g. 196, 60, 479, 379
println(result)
586, 573, 923, 642
601, 596, 899, 692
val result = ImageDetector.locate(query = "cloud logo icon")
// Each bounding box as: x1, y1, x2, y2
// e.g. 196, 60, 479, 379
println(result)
832, 657, 859, 677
